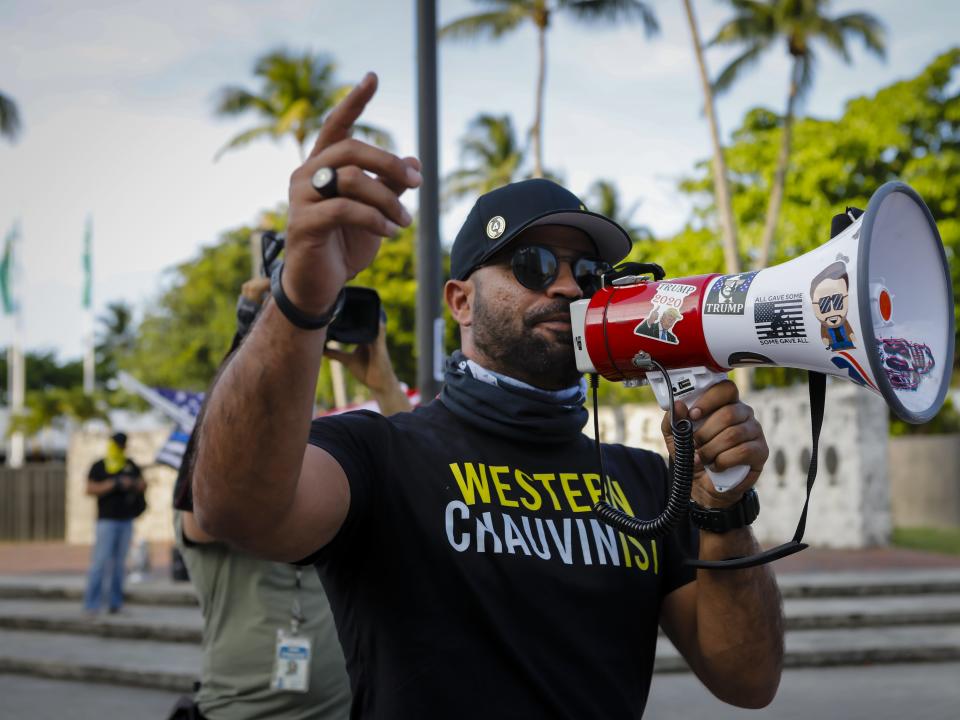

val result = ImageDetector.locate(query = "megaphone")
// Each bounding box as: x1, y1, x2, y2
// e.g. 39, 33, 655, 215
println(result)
572, 181, 955, 494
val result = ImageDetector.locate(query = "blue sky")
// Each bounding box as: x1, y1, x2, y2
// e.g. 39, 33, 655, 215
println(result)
1, 0, 957, 360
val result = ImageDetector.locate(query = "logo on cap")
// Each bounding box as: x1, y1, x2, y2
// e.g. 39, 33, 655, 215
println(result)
486, 216, 506, 240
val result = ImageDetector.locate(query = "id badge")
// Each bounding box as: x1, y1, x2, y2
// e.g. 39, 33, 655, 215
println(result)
271, 628, 312, 693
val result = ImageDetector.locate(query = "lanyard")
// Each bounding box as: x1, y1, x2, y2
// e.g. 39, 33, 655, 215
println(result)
290, 568, 305, 635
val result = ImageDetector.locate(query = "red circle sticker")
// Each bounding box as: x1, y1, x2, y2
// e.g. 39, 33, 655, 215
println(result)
879, 289, 892, 321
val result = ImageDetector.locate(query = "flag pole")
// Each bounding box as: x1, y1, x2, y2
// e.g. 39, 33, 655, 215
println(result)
9, 317, 25, 467
82, 216, 95, 394
2, 222, 25, 467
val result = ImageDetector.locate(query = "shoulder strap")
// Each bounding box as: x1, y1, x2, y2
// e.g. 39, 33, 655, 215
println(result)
686, 372, 825, 570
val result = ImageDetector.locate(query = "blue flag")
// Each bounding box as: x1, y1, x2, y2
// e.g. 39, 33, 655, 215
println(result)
153, 388, 205, 470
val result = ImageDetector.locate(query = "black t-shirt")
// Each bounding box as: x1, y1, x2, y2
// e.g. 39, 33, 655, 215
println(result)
89, 459, 144, 521
306, 399, 698, 719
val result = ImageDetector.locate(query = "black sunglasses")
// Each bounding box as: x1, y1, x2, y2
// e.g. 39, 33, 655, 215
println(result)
816, 293, 846, 314
507, 245, 611, 297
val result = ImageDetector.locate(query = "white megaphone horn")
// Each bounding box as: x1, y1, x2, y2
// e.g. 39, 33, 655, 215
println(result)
572, 181, 956, 494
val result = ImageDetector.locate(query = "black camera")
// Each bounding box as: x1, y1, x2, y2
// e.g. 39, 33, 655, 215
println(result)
260, 231, 382, 344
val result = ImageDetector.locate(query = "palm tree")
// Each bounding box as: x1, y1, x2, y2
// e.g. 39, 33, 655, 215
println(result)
682, 0, 740, 274
709, 0, 885, 269
0, 90, 22, 143
585, 179, 652, 243
440, 0, 659, 178
445, 114, 526, 203
213, 49, 392, 162
96, 301, 137, 380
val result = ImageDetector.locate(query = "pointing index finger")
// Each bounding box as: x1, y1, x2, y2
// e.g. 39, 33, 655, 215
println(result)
309, 72, 378, 159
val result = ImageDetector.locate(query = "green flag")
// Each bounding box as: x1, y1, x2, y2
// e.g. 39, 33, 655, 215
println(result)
82, 216, 92, 310
0, 221, 19, 315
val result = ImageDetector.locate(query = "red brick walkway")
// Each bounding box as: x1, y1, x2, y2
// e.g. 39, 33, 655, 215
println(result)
0, 541, 174, 575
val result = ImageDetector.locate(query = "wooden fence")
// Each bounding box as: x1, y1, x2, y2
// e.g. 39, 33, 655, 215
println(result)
0, 463, 66, 541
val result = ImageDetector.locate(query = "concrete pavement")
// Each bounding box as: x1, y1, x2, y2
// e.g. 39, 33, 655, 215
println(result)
2, 540, 960, 718
646, 661, 960, 720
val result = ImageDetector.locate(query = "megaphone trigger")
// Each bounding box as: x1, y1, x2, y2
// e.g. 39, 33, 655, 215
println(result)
646, 366, 751, 493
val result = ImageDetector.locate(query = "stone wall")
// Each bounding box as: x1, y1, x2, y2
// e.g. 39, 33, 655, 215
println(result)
64, 381, 897, 549
66, 429, 177, 545
889, 434, 960, 529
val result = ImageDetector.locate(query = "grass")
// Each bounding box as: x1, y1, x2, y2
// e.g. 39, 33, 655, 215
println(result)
892, 526, 960, 556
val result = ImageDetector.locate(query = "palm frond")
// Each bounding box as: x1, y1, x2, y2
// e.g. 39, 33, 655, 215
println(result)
439, 10, 528, 42
834, 12, 887, 59
213, 87, 274, 117
561, 0, 659, 36
709, 14, 775, 48
213, 125, 277, 162
810, 17, 850, 63
713, 42, 769, 95
275, 98, 313, 135
0, 92, 22, 141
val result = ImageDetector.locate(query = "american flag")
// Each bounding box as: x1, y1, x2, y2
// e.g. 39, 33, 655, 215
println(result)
153, 388, 204, 471
754, 299, 806, 340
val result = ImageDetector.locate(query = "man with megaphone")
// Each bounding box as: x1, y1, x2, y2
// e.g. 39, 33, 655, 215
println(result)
192, 74, 785, 718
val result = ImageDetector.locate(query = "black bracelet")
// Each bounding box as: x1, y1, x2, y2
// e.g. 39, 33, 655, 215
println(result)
270, 261, 345, 331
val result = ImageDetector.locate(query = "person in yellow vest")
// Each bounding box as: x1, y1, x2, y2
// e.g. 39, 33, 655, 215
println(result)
83, 432, 146, 615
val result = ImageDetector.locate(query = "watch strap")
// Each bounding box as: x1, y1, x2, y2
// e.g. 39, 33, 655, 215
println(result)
689, 488, 759, 534
270, 261, 345, 331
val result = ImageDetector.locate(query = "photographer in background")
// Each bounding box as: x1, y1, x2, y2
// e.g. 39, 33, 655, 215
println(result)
170, 272, 410, 720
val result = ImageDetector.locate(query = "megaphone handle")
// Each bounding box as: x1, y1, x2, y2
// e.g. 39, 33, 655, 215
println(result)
646, 366, 750, 493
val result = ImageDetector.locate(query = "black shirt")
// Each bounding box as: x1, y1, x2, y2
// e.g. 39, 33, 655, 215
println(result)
306, 399, 697, 719
89, 459, 144, 521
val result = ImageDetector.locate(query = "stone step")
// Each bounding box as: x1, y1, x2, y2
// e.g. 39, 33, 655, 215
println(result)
0, 674, 181, 720
0, 575, 197, 606
3, 591, 960, 647
0, 599, 202, 643
0, 628, 200, 693
3, 568, 959, 605
776, 568, 960, 599
655, 624, 960, 672
3, 621, 960, 693
782, 593, 960, 630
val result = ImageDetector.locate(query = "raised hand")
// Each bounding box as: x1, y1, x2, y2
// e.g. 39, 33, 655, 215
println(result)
283, 72, 421, 315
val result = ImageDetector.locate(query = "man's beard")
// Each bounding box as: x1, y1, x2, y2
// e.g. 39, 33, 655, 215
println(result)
471, 293, 581, 390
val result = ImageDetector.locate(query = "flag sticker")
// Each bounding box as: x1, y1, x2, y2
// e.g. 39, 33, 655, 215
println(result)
703, 272, 757, 315
754, 294, 808, 345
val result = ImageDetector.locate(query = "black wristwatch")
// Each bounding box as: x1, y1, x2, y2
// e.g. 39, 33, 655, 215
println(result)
689, 488, 759, 533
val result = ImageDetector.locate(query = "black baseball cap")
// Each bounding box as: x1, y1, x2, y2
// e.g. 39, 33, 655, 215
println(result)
450, 179, 632, 281
110, 432, 128, 447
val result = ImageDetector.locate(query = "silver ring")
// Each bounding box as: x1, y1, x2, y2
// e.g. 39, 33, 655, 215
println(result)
311, 167, 338, 199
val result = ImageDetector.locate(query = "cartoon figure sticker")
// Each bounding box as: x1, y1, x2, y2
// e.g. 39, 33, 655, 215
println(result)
634, 282, 696, 345
809, 256, 874, 389
810, 260, 857, 351
704, 272, 757, 315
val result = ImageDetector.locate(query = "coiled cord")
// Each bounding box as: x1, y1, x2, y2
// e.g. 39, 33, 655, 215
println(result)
591, 362, 695, 539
